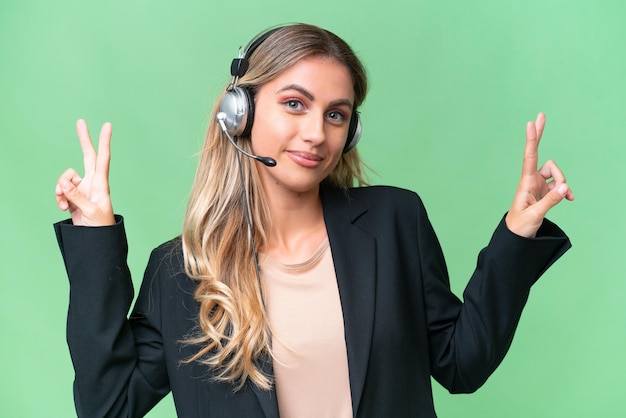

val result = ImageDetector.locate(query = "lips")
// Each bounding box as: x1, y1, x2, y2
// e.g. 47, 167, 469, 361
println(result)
288, 151, 324, 168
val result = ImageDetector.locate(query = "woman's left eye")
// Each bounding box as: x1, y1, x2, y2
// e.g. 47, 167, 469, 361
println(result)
327, 111, 347, 122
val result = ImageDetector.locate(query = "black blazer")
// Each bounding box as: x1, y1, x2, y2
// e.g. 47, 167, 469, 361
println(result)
55, 186, 571, 417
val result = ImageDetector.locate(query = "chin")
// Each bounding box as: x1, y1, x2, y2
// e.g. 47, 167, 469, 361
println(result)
279, 178, 324, 195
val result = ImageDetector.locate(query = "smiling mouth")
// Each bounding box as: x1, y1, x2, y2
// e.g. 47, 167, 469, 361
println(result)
288, 151, 325, 168
288, 151, 323, 161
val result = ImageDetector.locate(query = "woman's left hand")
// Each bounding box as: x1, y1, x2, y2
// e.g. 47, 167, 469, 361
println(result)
505, 112, 574, 238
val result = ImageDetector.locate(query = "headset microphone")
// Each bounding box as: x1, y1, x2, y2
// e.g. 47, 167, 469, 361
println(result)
216, 112, 277, 167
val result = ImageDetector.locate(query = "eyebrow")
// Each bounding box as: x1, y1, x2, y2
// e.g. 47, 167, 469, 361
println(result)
276, 84, 353, 109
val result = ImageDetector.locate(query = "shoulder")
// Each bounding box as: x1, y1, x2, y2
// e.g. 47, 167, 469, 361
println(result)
144, 236, 187, 284
152, 236, 183, 260
323, 185, 426, 216
136, 236, 197, 309
348, 185, 422, 206
133, 236, 198, 327
321, 185, 430, 230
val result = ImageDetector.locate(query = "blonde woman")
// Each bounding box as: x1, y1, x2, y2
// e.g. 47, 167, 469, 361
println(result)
54, 23, 573, 418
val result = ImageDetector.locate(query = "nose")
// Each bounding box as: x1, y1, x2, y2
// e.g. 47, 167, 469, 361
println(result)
300, 112, 326, 146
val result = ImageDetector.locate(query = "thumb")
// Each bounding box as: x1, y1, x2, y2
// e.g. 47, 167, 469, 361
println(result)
60, 179, 93, 214
534, 183, 570, 216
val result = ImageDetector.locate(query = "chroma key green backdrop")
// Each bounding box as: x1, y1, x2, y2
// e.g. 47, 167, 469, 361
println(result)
1, 0, 625, 416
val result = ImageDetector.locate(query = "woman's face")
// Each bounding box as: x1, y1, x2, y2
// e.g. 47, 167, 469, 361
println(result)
250, 56, 355, 197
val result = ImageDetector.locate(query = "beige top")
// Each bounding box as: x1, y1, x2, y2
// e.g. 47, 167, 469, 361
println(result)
261, 239, 352, 418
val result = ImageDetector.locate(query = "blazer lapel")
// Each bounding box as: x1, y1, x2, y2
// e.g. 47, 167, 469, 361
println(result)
321, 187, 377, 415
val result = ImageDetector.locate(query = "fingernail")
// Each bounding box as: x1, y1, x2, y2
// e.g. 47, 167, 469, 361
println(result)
61, 180, 72, 191
557, 184, 568, 196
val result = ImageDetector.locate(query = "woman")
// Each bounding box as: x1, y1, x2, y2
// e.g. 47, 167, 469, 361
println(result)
54, 23, 573, 417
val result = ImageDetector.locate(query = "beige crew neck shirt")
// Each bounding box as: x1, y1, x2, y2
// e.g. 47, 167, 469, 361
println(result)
261, 239, 352, 418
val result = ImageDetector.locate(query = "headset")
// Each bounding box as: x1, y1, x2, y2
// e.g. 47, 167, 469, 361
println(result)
216, 25, 362, 160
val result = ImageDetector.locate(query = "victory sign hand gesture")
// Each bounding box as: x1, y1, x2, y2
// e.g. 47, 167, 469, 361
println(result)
55, 119, 115, 226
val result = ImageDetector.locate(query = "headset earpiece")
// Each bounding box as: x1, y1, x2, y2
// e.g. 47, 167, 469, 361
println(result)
218, 85, 254, 137
344, 112, 361, 153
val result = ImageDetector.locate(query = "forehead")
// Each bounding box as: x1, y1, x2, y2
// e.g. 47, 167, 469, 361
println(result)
265, 56, 354, 101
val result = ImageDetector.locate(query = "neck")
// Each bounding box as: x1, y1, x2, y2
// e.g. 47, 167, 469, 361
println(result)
263, 185, 327, 263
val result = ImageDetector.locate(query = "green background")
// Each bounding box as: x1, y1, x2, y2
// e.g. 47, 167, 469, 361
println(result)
1, 0, 624, 416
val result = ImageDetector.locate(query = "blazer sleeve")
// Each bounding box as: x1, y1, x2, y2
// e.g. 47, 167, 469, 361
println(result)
415, 202, 571, 393
54, 216, 170, 418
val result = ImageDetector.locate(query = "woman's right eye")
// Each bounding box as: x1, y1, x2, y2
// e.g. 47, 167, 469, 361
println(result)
284, 99, 304, 111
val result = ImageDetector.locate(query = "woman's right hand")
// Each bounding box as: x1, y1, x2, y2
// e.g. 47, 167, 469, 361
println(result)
55, 119, 115, 226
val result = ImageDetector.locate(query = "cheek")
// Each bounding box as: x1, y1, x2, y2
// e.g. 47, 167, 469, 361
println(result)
326, 148, 345, 172
249, 121, 271, 153
250, 111, 291, 151
328, 132, 348, 159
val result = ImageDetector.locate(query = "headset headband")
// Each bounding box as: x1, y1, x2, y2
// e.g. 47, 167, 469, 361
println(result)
230, 27, 284, 80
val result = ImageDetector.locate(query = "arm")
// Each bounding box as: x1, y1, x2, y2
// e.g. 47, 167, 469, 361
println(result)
421, 210, 570, 392
55, 219, 170, 417
422, 113, 573, 392
54, 121, 169, 416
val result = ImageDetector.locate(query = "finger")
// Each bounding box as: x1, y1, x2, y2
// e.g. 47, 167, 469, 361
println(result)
76, 119, 96, 175
539, 160, 566, 184
55, 168, 83, 210
56, 183, 69, 210
59, 178, 93, 213
532, 183, 571, 217
545, 180, 575, 199
522, 121, 539, 177
535, 112, 546, 144
95, 122, 112, 183
540, 160, 573, 200
56, 168, 83, 188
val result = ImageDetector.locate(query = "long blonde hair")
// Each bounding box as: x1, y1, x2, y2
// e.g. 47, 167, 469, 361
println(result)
181, 23, 369, 390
